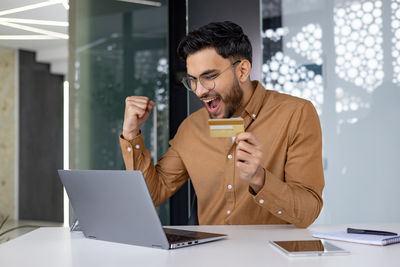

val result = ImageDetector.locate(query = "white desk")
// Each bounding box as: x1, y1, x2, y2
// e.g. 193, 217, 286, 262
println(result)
0, 219, 63, 244
1, 224, 399, 267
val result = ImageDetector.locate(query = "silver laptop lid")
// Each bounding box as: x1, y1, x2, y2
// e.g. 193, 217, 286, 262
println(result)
58, 170, 170, 249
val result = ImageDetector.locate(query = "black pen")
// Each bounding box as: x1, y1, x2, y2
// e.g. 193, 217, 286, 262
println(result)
347, 228, 398, 236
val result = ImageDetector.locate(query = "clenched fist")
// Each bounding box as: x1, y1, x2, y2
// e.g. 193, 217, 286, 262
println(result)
122, 96, 155, 140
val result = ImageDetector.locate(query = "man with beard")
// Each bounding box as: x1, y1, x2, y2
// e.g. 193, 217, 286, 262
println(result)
120, 21, 324, 228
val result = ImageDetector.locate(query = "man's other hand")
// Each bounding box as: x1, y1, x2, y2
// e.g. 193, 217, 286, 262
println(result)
235, 132, 265, 193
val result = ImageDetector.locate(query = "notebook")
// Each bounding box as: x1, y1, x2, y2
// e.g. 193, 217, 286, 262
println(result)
313, 230, 400, 246
58, 170, 227, 249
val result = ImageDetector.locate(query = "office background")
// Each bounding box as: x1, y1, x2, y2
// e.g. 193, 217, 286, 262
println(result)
0, 0, 399, 227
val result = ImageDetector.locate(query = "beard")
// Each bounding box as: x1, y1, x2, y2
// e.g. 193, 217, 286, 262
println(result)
223, 77, 243, 118
205, 77, 243, 119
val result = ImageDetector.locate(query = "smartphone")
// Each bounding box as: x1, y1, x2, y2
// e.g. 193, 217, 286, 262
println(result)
270, 240, 350, 257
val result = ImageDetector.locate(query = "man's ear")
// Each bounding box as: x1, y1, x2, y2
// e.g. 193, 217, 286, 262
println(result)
236, 59, 251, 82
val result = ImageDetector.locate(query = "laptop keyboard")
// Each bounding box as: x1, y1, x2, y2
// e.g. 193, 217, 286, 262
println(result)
164, 228, 199, 243
163, 227, 225, 245
166, 233, 197, 243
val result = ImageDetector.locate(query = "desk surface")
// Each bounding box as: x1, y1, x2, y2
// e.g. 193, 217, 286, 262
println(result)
1, 224, 399, 267
0, 219, 63, 244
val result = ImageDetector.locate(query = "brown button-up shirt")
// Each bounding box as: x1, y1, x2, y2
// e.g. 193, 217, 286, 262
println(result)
120, 81, 324, 228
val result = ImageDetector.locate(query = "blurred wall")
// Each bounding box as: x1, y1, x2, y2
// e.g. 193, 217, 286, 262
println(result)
18, 50, 64, 222
0, 45, 16, 220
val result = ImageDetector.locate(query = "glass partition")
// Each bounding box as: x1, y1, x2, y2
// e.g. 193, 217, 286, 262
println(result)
262, 0, 400, 224
69, 0, 169, 224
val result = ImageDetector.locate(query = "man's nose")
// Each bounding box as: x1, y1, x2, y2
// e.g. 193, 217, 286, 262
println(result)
195, 80, 209, 98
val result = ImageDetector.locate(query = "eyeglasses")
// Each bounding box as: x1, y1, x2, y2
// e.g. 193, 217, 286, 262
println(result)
181, 60, 241, 92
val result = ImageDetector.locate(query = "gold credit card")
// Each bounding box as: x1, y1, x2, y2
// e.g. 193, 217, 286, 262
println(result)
208, 118, 244, 138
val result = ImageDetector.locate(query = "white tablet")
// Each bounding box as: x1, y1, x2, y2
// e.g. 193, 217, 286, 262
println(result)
270, 240, 350, 257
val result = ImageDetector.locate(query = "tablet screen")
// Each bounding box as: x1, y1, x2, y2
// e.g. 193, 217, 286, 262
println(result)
270, 240, 350, 256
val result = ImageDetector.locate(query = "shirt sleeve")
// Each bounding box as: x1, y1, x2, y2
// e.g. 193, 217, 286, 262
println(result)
250, 101, 325, 228
119, 132, 189, 207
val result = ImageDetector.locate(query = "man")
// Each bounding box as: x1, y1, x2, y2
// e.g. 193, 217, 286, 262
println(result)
120, 21, 324, 228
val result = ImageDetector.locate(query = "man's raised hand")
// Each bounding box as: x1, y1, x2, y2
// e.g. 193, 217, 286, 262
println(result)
122, 96, 155, 140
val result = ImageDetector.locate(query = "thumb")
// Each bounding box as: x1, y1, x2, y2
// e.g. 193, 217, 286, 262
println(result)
147, 100, 155, 112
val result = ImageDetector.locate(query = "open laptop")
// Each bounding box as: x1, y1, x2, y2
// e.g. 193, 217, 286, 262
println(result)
58, 170, 227, 249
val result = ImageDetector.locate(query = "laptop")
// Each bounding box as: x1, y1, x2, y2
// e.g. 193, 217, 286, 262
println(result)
58, 170, 227, 249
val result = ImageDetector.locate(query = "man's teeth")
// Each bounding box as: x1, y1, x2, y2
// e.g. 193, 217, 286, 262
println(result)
203, 97, 217, 103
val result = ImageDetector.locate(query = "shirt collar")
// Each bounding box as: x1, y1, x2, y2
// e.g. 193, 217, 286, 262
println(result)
240, 80, 267, 129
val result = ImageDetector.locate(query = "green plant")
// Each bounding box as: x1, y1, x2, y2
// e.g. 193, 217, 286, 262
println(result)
0, 216, 38, 243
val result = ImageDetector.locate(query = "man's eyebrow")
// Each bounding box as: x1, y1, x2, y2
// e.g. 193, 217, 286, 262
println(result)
187, 69, 218, 78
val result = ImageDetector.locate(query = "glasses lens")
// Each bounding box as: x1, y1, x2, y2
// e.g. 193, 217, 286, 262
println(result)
199, 76, 215, 90
182, 77, 195, 91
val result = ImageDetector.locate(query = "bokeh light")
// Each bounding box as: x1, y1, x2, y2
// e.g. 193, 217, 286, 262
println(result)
262, 52, 324, 115
286, 23, 323, 65
392, 0, 400, 85
334, 0, 384, 93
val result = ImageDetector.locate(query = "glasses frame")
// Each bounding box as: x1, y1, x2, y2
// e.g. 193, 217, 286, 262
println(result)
181, 60, 242, 93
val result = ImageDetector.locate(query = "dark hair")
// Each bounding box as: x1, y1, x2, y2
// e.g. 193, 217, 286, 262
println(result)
177, 21, 252, 65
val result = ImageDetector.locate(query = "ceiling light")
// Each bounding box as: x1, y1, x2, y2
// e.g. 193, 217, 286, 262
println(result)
0, 1, 59, 17
0, 21, 68, 39
117, 0, 162, 7
0, 35, 58, 40
61, 0, 70, 10
0, 18, 68, 27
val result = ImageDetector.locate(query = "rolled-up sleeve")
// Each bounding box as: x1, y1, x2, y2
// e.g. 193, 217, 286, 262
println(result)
120, 132, 189, 206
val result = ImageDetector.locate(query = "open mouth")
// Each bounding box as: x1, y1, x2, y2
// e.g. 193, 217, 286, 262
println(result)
203, 96, 222, 114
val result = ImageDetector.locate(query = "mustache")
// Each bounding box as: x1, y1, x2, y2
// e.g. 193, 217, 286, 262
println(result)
200, 93, 222, 101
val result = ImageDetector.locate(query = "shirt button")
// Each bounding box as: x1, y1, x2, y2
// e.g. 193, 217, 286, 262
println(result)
127, 147, 132, 152
227, 185, 232, 190
259, 199, 264, 204
227, 154, 233, 159
227, 210, 231, 215
277, 210, 282, 215
135, 144, 140, 149
252, 114, 256, 119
